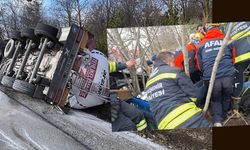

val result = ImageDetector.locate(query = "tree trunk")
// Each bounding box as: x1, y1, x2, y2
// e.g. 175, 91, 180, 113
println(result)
181, 25, 189, 76
203, 0, 209, 24
76, 0, 82, 27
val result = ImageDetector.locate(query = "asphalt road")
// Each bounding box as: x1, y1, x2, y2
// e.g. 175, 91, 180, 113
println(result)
0, 90, 89, 150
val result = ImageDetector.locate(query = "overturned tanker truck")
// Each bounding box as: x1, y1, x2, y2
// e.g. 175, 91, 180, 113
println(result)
0, 23, 109, 110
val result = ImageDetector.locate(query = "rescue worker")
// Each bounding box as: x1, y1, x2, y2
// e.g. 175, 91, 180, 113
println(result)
173, 33, 202, 83
144, 51, 212, 130
197, 24, 235, 127
226, 22, 250, 97
109, 56, 148, 132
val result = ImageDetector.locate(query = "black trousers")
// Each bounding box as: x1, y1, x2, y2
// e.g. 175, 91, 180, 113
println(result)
205, 76, 234, 123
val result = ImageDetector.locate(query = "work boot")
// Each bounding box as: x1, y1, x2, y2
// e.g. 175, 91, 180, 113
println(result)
214, 122, 222, 127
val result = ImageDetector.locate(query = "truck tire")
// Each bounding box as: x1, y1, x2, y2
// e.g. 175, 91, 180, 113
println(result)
1, 75, 15, 87
4, 39, 15, 58
34, 23, 58, 43
21, 28, 39, 43
12, 79, 35, 96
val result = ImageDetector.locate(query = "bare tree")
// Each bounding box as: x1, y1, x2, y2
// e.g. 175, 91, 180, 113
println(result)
197, 0, 211, 24
181, 25, 189, 76
20, 0, 42, 28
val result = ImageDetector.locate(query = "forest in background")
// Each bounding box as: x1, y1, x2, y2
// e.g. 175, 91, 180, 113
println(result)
0, 0, 212, 53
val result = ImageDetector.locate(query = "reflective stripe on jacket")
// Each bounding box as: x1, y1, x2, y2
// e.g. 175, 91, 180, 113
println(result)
144, 60, 203, 129
109, 62, 127, 73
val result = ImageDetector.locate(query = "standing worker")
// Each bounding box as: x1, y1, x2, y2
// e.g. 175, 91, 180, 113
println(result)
197, 24, 235, 127
144, 51, 212, 130
174, 33, 202, 83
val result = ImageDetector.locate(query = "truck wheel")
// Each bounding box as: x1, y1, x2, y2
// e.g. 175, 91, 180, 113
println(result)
12, 79, 35, 96
34, 23, 58, 43
21, 28, 39, 43
1, 75, 15, 87
4, 39, 15, 58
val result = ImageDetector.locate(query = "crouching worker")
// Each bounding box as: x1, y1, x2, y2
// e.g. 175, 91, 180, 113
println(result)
144, 51, 212, 130
110, 92, 148, 132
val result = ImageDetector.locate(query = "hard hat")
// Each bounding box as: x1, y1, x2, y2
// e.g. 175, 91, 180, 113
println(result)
196, 32, 204, 39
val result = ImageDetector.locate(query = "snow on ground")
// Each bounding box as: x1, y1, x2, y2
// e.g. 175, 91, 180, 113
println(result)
0, 86, 167, 150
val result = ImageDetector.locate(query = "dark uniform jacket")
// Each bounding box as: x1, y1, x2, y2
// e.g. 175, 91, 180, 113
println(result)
144, 60, 211, 129
197, 28, 235, 80
229, 22, 250, 64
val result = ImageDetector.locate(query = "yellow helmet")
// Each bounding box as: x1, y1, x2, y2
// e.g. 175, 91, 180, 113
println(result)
196, 32, 204, 40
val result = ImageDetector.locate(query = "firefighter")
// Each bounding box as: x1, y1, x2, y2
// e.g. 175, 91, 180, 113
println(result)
109, 55, 148, 132
227, 22, 250, 97
197, 24, 235, 127
173, 33, 202, 83
144, 51, 212, 130
108, 56, 148, 132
